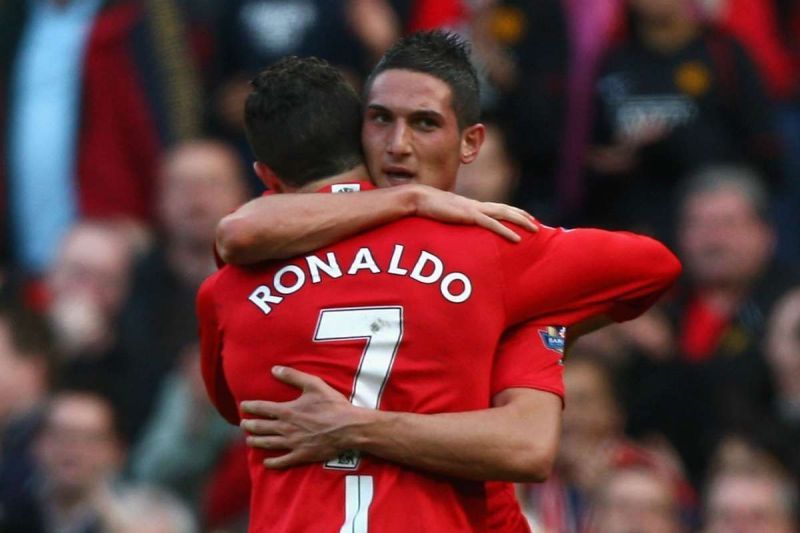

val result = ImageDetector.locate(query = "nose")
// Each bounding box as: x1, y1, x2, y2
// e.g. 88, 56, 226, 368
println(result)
387, 122, 412, 157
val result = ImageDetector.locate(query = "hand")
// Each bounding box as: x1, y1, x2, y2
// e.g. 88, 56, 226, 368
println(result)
240, 366, 366, 468
412, 185, 538, 242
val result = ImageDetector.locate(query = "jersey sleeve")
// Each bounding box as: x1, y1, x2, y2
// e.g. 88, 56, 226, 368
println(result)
498, 226, 682, 327
196, 272, 241, 425
490, 321, 565, 400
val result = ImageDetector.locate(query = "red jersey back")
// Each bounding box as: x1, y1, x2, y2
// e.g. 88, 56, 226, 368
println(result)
198, 182, 681, 532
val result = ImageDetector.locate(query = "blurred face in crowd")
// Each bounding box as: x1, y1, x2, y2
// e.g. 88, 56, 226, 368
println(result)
159, 141, 248, 247
562, 359, 621, 446
678, 185, 774, 289
705, 472, 796, 533
362, 69, 483, 192
594, 468, 682, 533
48, 223, 133, 317
766, 289, 800, 399
35, 393, 122, 498
0, 317, 46, 426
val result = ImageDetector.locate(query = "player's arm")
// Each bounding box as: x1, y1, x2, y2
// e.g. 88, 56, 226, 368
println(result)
216, 184, 536, 264
501, 226, 682, 328
241, 320, 566, 484
196, 274, 240, 425
241, 366, 561, 482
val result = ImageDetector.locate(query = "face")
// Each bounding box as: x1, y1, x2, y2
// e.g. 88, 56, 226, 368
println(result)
0, 319, 44, 425
35, 394, 121, 496
766, 289, 800, 397
159, 142, 247, 246
48, 224, 133, 317
595, 469, 681, 533
706, 474, 795, 533
362, 69, 483, 191
562, 360, 621, 446
678, 186, 773, 288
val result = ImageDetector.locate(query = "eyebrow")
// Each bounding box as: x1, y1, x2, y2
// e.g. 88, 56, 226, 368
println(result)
366, 104, 445, 122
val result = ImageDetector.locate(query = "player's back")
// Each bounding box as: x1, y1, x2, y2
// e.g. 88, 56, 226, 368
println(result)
205, 216, 515, 532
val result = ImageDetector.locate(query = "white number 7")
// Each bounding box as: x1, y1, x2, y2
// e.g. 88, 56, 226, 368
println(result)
314, 306, 403, 470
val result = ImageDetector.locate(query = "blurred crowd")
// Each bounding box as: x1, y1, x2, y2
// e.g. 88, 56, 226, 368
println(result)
0, 0, 798, 531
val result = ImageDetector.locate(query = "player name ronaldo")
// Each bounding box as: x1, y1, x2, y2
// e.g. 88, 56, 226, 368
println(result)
248, 244, 473, 315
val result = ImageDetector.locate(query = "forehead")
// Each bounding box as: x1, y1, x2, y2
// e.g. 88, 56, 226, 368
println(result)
49, 395, 112, 430
367, 69, 456, 118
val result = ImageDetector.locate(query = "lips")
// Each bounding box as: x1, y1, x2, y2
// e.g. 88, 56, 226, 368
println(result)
382, 166, 416, 185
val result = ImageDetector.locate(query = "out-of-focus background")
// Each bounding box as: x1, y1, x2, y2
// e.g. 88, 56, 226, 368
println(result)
0, 1, 798, 531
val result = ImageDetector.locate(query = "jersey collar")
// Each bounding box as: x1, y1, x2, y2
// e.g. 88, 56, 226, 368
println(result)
315, 180, 376, 194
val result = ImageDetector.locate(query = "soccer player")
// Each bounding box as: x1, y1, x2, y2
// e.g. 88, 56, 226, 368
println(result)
197, 52, 680, 532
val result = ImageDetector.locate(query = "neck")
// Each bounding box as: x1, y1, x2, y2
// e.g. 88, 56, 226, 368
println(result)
638, 13, 699, 54
292, 164, 369, 193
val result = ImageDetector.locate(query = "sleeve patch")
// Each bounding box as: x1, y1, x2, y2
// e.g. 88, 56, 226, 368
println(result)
539, 326, 566, 359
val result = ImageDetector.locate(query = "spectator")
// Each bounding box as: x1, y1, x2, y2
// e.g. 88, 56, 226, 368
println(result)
702, 0, 800, 265
472, 0, 571, 220
0, 0, 202, 277
105, 486, 198, 533
703, 467, 798, 533
626, 165, 799, 484
117, 139, 247, 442
128, 344, 238, 510
0, 297, 53, 518
585, 0, 780, 236
43, 221, 137, 437
1, 388, 128, 532
765, 287, 800, 428
592, 463, 686, 533
520, 355, 683, 532
209, 0, 402, 186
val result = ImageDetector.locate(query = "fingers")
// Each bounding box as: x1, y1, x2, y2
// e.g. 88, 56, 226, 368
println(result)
476, 215, 521, 242
241, 400, 282, 418
271, 365, 323, 391
240, 417, 283, 435
247, 435, 289, 450
482, 203, 538, 233
263, 451, 308, 469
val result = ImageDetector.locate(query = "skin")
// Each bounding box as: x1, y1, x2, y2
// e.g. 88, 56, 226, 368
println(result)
223, 67, 561, 482
705, 473, 797, 533
362, 69, 484, 191
594, 468, 682, 533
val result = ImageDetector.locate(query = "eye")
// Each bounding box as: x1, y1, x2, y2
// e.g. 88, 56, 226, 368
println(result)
368, 110, 391, 124
415, 117, 439, 130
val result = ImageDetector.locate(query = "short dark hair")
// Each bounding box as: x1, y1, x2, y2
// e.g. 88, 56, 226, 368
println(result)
244, 57, 363, 188
366, 31, 481, 129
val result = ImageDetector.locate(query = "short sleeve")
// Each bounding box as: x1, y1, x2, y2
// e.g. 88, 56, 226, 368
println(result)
490, 321, 565, 401
197, 272, 241, 425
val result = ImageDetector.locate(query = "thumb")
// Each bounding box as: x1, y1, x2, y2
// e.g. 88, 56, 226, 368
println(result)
272, 366, 320, 391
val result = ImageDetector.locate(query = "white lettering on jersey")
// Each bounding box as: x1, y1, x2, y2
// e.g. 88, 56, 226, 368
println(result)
348, 248, 381, 275
248, 285, 284, 315
307, 252, 343, 283
274, 265, 306, 295
247, 246, 474, 314
387, 244, 408, 275
440, 272, 472, 303
409, 251, 443, 284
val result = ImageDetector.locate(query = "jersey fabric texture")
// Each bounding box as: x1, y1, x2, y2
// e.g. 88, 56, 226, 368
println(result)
197, 181, 681, 532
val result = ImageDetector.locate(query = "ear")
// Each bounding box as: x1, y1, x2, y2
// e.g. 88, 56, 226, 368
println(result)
253, 162, 285, 193
460, 123, 485, 165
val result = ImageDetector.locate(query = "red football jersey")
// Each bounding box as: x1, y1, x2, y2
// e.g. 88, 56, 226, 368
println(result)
197, 181, 680, 532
